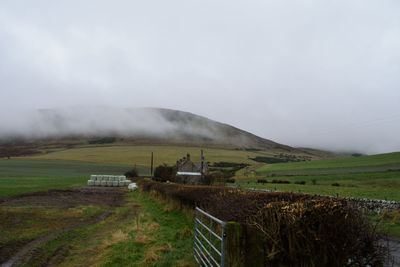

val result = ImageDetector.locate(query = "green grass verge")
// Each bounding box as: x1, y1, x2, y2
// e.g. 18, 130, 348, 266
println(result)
370, 210, 400, 239
102, 191, 195, 267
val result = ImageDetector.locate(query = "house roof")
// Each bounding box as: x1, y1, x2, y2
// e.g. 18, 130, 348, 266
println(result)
176, 171, 202, 176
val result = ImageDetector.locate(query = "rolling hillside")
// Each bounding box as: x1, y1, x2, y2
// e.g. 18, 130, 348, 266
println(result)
0, 107, 329, 158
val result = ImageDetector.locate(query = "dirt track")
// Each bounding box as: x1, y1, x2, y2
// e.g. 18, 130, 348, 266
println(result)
1, 211, 112, 267
0, 187, 129, 267
0, 187, 126, 208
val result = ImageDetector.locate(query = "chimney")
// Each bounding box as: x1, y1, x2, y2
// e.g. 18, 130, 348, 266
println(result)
187, 153, 190, 161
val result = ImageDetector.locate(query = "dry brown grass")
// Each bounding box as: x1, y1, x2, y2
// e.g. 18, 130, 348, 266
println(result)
149, 190, 194, 218
141, 249, 161, 265
381, 209, 400, 223
175, 260, 196, 267
147, 222, 160, 231
132, 214, 160, 245
134, 233, 152, 245
140, 243, 172, 266
177, 226, 192, 239
103, 229, 129, 247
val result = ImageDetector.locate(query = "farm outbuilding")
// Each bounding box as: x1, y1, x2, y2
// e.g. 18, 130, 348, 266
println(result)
175, 152, 208, 184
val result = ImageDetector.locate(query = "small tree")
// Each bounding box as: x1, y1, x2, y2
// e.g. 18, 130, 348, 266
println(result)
153, 164, 176, 182
124, 167, 138, 178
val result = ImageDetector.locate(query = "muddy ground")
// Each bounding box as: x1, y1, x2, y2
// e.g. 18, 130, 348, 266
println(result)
0, 187, 126, 208
0, 187, 130, 267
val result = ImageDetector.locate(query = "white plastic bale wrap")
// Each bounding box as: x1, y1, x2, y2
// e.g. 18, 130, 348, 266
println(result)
128, 183, 138, 191
89, 175, 131, 186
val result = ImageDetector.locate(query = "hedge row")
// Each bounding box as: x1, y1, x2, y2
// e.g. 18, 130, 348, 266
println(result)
138, 180, 388, 267
138, 180, 315, 222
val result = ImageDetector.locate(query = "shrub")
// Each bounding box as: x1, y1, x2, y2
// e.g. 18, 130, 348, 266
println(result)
88, 137, 116, 144
257, 179, 268, 184
271, 179, 291, 184
124, 168, 138, 178
294, 180, 306, 185
225, 178, 235, 183
331, 182, 340, 187
249, 200, 388, 266
153, 164, 176, 182
249, 156, 287, 164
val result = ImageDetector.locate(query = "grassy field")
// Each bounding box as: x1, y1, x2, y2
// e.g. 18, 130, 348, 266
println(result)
256, 152, 400, 175
25, 144, 279, 166
237, 174, 400, 200
234, 152, 400, 201
0, 144, 278, 197
0, 159, 133, 197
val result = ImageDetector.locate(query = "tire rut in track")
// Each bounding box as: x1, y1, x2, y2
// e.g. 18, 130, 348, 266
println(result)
1, 211, 112, 267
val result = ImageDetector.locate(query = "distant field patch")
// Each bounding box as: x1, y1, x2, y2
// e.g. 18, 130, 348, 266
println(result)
237, 174, 400, 201
26, 145, 277, 166
256, 152, 400, 175
0, 159, 132, 197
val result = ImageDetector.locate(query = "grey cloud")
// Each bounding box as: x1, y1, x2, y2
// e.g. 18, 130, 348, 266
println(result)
0, 0, 399, 154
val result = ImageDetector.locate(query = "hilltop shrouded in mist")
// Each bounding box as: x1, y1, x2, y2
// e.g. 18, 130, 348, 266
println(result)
1, 1, 399, 153
0, 107, 288, 150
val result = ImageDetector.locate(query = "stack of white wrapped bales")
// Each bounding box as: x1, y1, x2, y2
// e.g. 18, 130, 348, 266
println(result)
87, 175, 132, 187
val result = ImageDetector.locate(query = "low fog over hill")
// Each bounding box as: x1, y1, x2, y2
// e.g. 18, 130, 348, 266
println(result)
0, 107, 292, 150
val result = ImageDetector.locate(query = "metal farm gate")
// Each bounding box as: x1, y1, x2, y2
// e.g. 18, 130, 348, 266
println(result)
194, 207, 226, 267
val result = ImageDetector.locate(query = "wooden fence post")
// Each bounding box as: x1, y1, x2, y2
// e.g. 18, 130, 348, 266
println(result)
224, 222, 245, 267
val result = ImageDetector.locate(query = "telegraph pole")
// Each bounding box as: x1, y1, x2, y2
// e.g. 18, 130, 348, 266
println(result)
150, 152, 154, 177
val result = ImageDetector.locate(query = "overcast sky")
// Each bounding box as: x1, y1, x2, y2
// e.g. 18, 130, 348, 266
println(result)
1, 0, 399, 154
